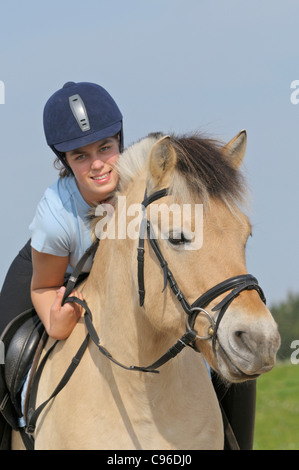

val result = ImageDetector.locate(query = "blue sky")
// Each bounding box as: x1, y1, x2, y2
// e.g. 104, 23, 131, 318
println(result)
0, 0, 298, 306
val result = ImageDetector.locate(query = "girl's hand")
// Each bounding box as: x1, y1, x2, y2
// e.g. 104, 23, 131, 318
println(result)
49, 286, 84, 340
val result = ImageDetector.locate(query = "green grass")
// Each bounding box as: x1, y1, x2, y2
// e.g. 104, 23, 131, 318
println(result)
254, 362, 299, 450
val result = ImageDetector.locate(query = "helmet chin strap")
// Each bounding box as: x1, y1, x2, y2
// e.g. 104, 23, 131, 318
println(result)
50, 145, 74, 174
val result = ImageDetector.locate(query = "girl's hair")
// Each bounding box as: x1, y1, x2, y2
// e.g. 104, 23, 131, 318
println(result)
53, 134, 121, 178
53, 156, 71, 177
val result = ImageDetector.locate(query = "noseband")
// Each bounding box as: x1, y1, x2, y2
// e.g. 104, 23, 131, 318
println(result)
137, 188, 266, 354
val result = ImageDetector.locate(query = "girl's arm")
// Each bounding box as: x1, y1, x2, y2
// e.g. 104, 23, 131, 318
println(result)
31, 248, 83, 340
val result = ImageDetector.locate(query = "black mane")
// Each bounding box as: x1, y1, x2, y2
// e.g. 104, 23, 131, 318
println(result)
170, 134, 245, 202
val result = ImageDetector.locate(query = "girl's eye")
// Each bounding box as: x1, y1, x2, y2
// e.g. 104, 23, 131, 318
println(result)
75, 154, 86, 161
100, 146, 111, 152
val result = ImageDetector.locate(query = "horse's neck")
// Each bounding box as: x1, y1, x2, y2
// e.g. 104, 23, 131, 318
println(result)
84, 182, 161, 368
84, 263, 170, 374
82, 180, 206, 389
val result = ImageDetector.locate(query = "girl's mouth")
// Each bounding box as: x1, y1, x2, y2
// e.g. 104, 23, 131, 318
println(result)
91, 170, 112, 184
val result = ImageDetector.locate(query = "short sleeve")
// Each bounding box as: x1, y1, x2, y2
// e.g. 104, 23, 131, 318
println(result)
29, 196, 70, 257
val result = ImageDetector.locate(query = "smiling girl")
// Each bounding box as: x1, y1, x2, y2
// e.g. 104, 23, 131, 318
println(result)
0, 81, 123, 340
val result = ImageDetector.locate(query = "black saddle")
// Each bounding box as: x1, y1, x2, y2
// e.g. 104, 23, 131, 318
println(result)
0, 308, 45, 449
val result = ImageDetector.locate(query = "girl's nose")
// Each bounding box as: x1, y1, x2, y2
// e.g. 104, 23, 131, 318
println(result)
90, 155, 105, 171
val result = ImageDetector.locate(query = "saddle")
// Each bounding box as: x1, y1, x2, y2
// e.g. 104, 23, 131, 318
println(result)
0, 308, 45, 449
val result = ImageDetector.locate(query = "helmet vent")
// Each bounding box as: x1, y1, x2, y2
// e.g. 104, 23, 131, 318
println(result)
69, 94, 91, 132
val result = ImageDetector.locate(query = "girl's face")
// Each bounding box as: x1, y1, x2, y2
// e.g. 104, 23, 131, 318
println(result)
65, 137, 120, 205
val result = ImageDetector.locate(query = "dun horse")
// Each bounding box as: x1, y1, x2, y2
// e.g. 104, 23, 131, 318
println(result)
14, 131, 280, 449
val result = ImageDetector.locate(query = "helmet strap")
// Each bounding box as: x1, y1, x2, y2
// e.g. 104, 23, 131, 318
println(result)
50, 145, 74, 175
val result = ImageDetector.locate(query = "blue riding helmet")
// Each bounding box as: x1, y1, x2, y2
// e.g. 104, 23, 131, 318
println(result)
43, 81, 123, 171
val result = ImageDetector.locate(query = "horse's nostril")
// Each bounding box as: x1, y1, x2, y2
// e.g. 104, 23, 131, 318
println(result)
234, 330, 252, 350
235, 331, 245, 338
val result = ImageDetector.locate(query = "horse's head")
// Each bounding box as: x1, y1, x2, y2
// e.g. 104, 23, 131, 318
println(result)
115, 131, 280, 383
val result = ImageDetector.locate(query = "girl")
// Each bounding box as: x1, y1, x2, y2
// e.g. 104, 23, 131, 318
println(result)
0, 81, 123, 339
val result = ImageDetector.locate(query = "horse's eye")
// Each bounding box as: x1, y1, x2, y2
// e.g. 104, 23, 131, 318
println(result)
168, 233, 191, 246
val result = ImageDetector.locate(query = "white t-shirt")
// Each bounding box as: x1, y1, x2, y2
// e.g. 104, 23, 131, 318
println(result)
29, 176, 93, 273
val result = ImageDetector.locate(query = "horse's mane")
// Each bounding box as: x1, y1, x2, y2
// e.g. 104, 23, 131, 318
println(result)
116, 132, 246, 207
116, 133, 163, 191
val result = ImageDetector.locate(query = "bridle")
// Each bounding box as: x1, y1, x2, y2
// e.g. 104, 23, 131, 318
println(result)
69, 187, 266, 372
137, 188, 266, 355
25, 186, 266, 441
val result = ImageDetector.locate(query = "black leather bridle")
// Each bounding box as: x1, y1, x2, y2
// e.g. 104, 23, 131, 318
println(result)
137, 188, 266, 355
60, 186, 266, 374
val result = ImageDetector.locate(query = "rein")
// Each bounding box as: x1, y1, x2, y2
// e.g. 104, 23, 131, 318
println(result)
25, 187, 266, 440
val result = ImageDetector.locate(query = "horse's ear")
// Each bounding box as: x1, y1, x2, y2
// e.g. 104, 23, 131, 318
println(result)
148, 135, 177, 185
221, 130, 247, 169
